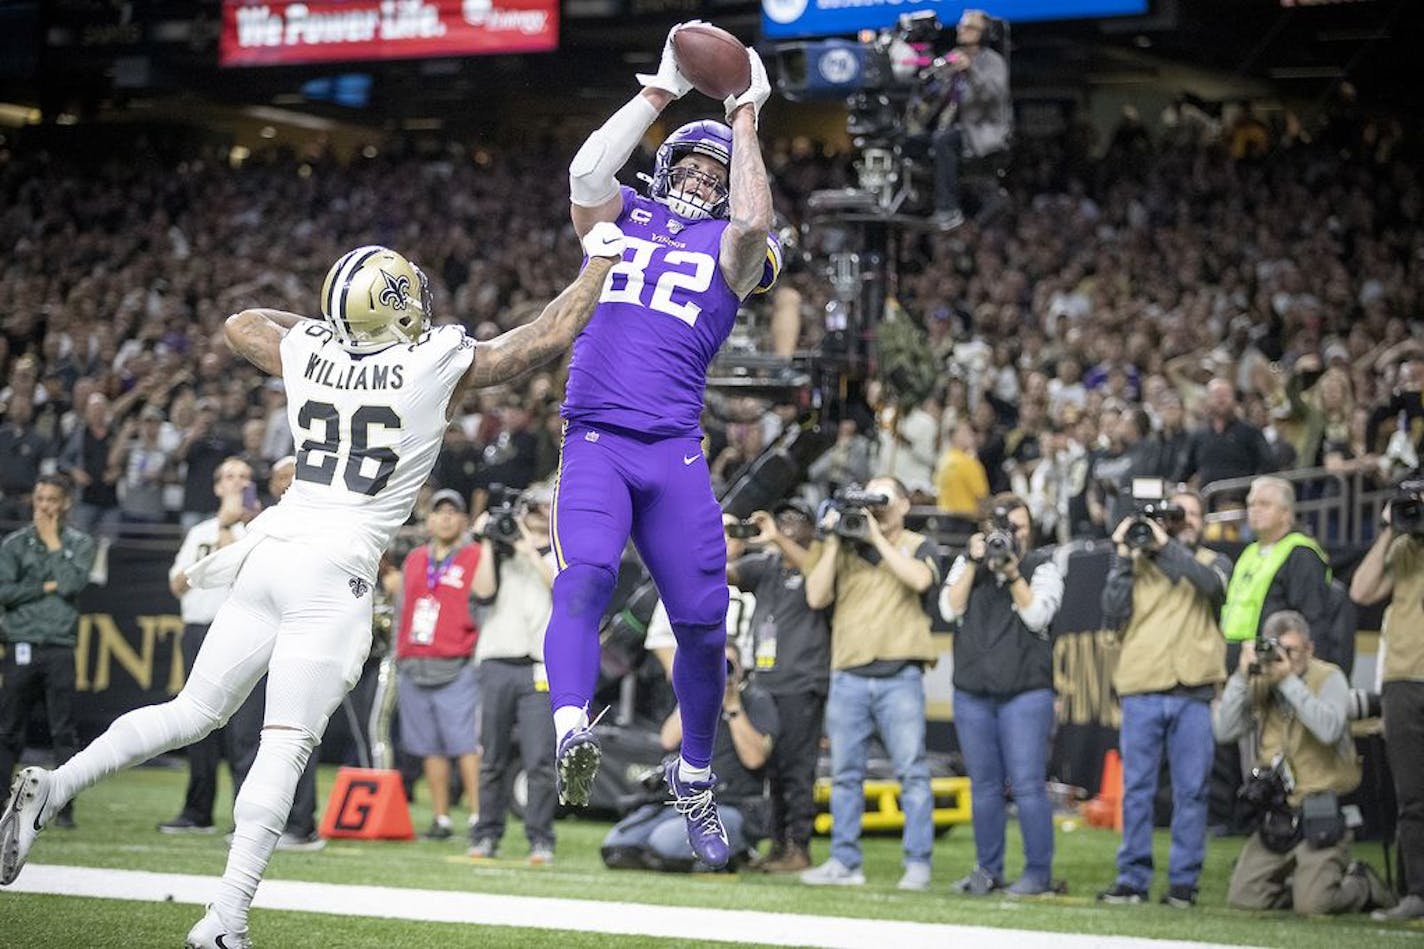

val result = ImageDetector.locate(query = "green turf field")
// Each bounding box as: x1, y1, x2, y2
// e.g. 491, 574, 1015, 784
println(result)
0, 764, 1419, 948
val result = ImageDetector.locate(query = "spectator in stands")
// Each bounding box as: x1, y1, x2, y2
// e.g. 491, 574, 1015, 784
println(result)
394, 489, 489, 843
1178, 379, 1275, 493
159, 457, 257, 834
110, 406, 171, 525
875, 394, 941, 503
1349, 492, 1424, 920
57, 393, 121, 539
940, 492, 1064, 896
807, 418, 875, 499
469, 484, 558, 865
0, 475, 95, 827
927, 8, 1011, 230
602, 642, 777, 872
1213, 611, 1394, 916
1097, 491, 1229, 908
801, 476, 938, 890
935, 420, 990, 522
0, 397, 49, 524
728, 500, 827, 873
174, 398, 241, 530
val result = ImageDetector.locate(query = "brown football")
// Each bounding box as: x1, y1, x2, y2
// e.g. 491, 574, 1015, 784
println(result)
672, 24, 751, 101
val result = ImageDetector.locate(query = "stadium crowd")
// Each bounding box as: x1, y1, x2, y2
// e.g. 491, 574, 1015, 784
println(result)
1, 92, 1422, 916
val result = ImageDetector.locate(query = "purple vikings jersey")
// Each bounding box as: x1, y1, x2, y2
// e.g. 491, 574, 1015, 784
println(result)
562, 186, 781, 438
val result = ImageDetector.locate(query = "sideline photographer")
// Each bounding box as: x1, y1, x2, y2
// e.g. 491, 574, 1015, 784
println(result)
727, 500, 829, 874
1213, 610, 1394, 916
940, 493, 1063, 896
1097, 489, 1229, 908
600, 644, 777, 872
1349, 481, 1424, 921
469, 483, 559, 864
799, 477, 939, 890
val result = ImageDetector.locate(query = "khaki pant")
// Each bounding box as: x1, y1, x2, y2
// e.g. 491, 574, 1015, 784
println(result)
1227, 829, 1369, 915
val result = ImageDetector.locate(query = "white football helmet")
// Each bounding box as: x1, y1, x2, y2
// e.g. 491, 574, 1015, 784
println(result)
319, 245, 431, 354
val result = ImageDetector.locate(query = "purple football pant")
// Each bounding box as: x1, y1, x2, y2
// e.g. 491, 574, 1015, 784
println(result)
544, 422, 728, 769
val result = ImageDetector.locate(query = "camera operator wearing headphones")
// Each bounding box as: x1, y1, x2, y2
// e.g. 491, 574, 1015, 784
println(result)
468, 483, 559, 865
1213, 610, 1395, 916
799, 476, 939, 890
1349, 483, 1424, 921
919, 9, 1010, 230
1096, 490, 1229, 908
940, 492, 1063, 896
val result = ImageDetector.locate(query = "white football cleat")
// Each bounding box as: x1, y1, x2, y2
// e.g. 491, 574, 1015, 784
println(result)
185, 905, 252, 949
1, 766, 56, 886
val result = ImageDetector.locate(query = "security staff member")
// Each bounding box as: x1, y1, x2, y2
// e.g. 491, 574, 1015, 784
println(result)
941, 492, 1064, 897
1220, 477, 1331, 658
800, 476, 939, 891
0, 475, 95, 827
1097, 491, 1229, 908
1350, 495, 1424, 921
729, 499, 828, 874
1213, 610, 1393, 916
159, 457, 256, 834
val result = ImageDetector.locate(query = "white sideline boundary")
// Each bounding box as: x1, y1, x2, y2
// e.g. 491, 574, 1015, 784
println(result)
9, 864, 1254, 949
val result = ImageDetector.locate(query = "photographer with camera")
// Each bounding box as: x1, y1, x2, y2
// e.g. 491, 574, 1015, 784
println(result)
1096, 489, 1229, 908
468, 483, 559, 864
912, 9, 1010, 230
940, 493, 1063, 896
601, 643, 778, 872
1349, 481, 1424, 920
799, 477, 939, 890
727, 499, 828, 873
1213, 610, 1394, 916
393, 489, 491, 843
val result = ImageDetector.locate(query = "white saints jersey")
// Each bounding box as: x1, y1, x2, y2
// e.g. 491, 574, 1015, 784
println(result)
248, 321, 475, 580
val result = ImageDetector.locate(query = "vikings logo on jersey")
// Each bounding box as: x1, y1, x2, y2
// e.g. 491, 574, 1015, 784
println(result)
378, 270, 412, 311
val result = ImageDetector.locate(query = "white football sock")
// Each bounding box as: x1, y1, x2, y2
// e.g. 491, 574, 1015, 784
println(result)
678, 757, 711, 783
50, 681, 226, 811
552, 705, 588, 744
213, 727, 314, 933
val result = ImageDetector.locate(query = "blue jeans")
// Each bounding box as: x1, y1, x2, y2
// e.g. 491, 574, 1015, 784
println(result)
953, 688, 1055, 884
1116, 693, 1215, 891
826, 666, 933, 870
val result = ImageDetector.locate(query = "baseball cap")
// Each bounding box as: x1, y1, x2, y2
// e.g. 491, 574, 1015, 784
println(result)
429, 489, 467, 513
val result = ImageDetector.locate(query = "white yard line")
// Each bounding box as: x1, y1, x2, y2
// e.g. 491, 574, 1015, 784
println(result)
10, 864, 1255, 949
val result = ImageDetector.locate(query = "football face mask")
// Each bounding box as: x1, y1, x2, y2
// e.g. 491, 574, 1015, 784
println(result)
648, 120, 732, 222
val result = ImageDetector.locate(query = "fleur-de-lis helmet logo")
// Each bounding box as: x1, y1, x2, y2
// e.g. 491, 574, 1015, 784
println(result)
378, 269, 411, 311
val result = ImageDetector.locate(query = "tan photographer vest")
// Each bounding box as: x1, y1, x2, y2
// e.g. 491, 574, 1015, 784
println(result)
1114, 547, 1227, 696
1252, 658, 1361, 806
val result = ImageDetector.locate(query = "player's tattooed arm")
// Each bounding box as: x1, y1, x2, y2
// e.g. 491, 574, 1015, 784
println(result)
719, 108, 774, 299
459, 256, 618, 393
224, 309, 303, 376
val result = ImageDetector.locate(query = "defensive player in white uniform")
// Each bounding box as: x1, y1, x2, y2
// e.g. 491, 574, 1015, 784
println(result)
0, 223, 625, 948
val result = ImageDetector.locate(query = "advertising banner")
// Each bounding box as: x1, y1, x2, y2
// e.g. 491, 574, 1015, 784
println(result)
762, 0, 1148, 40
221, 0, 557, 67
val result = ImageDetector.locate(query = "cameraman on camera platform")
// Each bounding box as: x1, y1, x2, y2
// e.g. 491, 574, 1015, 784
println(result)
912, 9, 1010, 230
468, 483, 560, 864
1096, 488, 1230, 908
798, 477, 940, 890
1213, 610, 1395, 916
1349, 480, 1424, 920
940, 492, 1064, 896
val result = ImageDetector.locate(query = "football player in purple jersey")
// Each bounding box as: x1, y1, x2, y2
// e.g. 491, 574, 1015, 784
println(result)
549, 21, 780, 868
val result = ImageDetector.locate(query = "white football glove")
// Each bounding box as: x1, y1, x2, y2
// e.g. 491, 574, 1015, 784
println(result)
636, 20, 703, 99
581, 221, 626, 260
724, 46, 771, 126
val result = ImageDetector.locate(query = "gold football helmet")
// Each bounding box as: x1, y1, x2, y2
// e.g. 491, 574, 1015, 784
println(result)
319, 245, 432, 354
